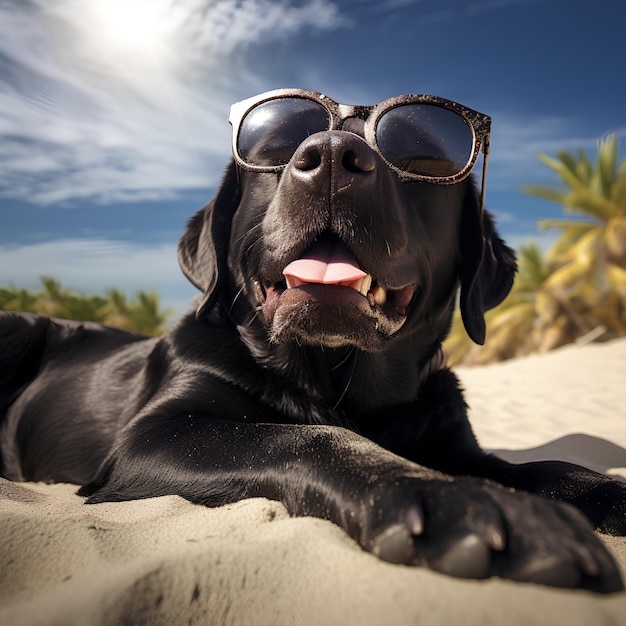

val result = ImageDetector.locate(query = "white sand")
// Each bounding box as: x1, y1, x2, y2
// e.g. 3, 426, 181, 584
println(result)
1, 339, 625, 625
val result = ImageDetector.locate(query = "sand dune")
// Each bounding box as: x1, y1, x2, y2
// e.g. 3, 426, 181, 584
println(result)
1, 339, 625, 625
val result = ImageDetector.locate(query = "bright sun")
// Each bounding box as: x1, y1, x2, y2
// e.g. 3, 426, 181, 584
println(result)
93, 0, 170, 51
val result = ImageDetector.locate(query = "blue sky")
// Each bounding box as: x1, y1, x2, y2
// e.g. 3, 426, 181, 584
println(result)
0, 0, 624, 319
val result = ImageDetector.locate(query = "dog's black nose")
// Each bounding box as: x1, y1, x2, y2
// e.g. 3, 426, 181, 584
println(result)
290, 131, 377, 187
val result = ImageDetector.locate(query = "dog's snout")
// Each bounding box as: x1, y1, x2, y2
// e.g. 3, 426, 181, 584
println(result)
291, 131, 376, 183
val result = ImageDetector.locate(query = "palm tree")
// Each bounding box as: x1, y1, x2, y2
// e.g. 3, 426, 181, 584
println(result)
65, 294, 108, 322
446, 133, 626, 365
2, 287, 38, 312
98, 288, 132, 329
33, 277, 69, 317
524, 133, 626, 342
444, 243, 555, 365
128, 290, 171, 335
0, 279, 171, 334
99, 288, 170, 335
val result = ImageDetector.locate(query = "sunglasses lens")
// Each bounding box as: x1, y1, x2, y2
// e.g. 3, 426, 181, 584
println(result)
237, 98, 331, 167
376, 104, 474, 177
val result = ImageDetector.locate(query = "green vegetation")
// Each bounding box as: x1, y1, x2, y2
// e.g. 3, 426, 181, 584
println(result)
446, 133, 626, 366
0, 277, 171, 335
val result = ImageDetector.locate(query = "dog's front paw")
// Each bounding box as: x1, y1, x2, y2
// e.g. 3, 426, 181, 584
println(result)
361, 477, 623, 593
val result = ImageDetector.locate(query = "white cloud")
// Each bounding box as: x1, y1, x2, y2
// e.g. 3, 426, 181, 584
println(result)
0, 0, 348, 206
0, 238, 198, 317
175, 0, 350, 58
3, 0, 619, 210
487, 113, 626, 193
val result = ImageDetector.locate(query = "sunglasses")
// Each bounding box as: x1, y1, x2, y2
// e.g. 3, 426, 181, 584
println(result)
229, 88, 491, 211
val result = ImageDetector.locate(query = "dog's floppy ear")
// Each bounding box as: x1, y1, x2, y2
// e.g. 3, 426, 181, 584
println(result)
459, 184, 517, 345
178, 162, 240, 319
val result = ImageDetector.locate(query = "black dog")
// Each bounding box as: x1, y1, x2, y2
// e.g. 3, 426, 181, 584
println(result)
1, 90, 624, 593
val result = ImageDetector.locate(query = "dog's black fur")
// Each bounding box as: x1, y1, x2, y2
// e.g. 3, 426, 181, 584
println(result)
1, 124, 625, 592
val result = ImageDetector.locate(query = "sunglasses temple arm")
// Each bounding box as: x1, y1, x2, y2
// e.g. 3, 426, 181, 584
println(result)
479, 136, 490, 217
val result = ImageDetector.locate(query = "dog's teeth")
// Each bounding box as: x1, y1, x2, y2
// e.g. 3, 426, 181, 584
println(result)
359, 275, 372, 297
285, 276, 304, 289
371, 285, 387, 306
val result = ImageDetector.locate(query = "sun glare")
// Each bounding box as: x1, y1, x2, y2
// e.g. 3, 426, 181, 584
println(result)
93, 0, 170, 51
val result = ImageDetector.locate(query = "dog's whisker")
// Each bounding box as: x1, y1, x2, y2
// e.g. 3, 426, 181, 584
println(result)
233, 221, 263, 244
243, 236, 264, 258
228, 286, 246, 316
330, 348, 355, 371
331, 350, 357, 412
246, 308, 265, 328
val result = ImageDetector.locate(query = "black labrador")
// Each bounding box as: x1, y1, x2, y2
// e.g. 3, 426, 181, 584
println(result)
1, 90, 624, 593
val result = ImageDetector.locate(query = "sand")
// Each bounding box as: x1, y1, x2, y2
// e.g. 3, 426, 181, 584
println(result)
1, 339, 625, 625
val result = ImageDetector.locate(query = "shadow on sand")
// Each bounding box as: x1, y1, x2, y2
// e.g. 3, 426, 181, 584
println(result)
490, 433, 626, 481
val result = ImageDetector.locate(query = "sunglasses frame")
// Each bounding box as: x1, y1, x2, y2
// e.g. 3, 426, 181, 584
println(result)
229, 88, 491, 211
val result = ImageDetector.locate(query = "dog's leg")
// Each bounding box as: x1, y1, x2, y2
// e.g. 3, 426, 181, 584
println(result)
463, 454, 626, 535
363, 368, 626, 538
79, 415, 623, 592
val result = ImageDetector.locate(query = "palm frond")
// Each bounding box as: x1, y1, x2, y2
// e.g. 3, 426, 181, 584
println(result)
596, 134, 618, 198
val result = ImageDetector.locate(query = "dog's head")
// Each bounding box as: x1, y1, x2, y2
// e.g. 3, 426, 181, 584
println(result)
179, 91, 516, 353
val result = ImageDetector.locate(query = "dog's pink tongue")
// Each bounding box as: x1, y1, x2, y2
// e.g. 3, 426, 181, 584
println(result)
283, 240, 366, 285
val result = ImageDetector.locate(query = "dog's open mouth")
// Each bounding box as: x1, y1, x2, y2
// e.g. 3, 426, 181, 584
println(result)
258, 237, 417, 349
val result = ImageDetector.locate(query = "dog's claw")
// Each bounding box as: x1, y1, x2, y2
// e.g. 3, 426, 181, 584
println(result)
483, 521, 506, 551
372, 523, 415, 565
405, 504, 424, 536
370, 504, 426, 564
572, 542, 599, 577
432, 534, 491, 579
